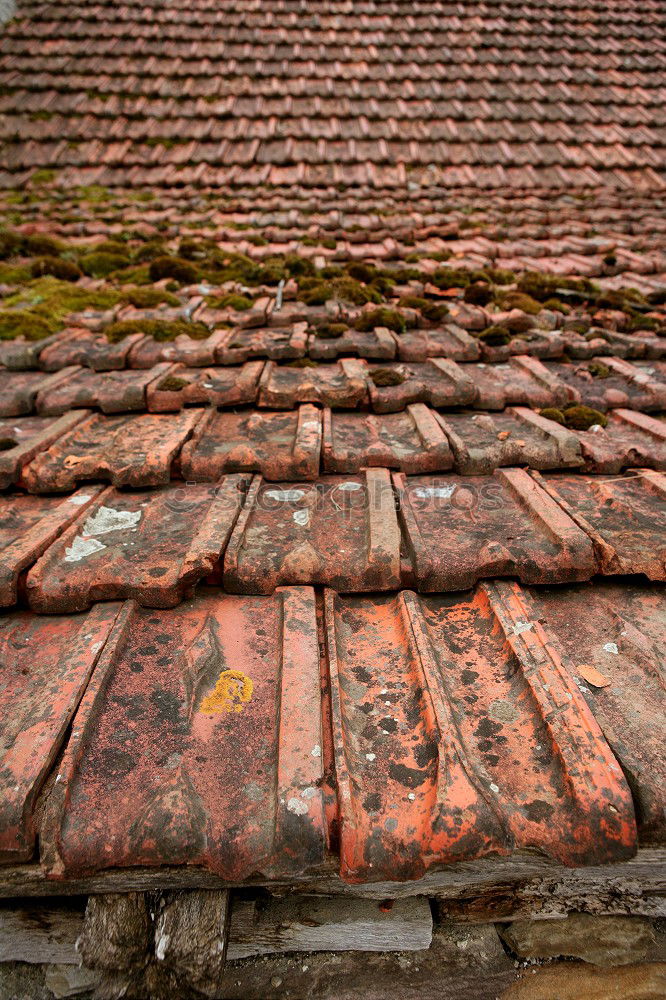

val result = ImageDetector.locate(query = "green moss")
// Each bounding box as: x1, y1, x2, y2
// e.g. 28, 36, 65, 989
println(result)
31, 256, 81, 282
30, 169, 57, 185
80, 251, 130, 278
398, 296, 449, 322
72, 185, 110, 204
0, 230, 22, 259
477, 324, 512, 346
314, 323, 348, 339
562, 405, 608, 431
517, 272, 597, 304
587, 361, 611, 379
370, 367, 406, 386
0, 278, 120, 340
463, 283, 493, 306
354, 308, 407, 334
496, 291, 541, 315
542, 298, 571, 314
206, 293, 254, 312
286, 357, 318, 367
156, 375, 188, 392
346, 262, 377, 284
539, 408, 566, 425
121, 287, 180, 309
22, 233, 64, 257
0, 311, 56, 341
148, 256, 199, 285
0, 263, 31, 283
485, 268, 515, 285
298, 277, 381, 307
134, 241, 167, 263
104, 319, 210, 343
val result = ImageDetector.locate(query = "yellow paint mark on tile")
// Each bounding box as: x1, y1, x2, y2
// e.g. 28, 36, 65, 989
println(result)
200, 669, 253, 714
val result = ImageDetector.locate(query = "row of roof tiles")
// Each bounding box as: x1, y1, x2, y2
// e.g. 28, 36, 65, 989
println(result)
2, 356, 665, 416
3, 325, 665, 373
2, 0, 664, 188
1, 466, 664, 611
1, 405, 665, 493
2, 578, 662, 880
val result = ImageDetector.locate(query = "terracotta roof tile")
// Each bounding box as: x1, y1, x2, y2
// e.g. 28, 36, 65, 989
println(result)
258, 359, 368, 409
41, 588, 326, 878
180, 406, 322, 482
25, 478, 246, 613
145, 362, 264, 412
395, 468, 596, 591
322, 404, 453, 475
0, 487, 103, 606
325, 583, 635, 881
0, 600, 123, 862
534, 469, 666, 580
0, 410, 86, 489
224, 470, 401, 594
21, 410, 203, 492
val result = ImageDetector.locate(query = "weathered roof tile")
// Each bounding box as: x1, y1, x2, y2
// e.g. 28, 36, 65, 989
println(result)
26, 477, 246, 613
224, 470, 401, 593
322, 404, 453, 475
325, 583, 636, 881
41, 588, 326, 879
0, 601, 123, 862
180, 406, 322, 482
0, 487, 104, 607
395, 469, 596, 591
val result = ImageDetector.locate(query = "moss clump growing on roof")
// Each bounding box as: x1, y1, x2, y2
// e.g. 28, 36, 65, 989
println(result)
346, 262, 377, 284
148, 256, 199, 285
0, 311, 55, 341
80, 251, 130, 278
0, 278, 120, 340
156, 375, 189, 392
354, 308, 407, 334
517, 272, 597, 304
397, 296, 449, 323
22, 232, 63, 257
104, 319, 210, 343
587, 361, 611, 379
134, 240, 167, 263
561, 405, 608, 431
370, 367, 406, 386
463, 283, 493, 306
206, 293, 254, 312
539, 407, 566, 425
284, 254, 316, 278
121, 287, 180, 309
476, 324, 512, 346
542, 297, 571, 314
286, 357, 318, 367
0, 229, 64, 260
297, 277, 381, 308
31, 256, 81, 282
314, 323, 348, 339
485, 268, 515, 285
496, 291, 542, 315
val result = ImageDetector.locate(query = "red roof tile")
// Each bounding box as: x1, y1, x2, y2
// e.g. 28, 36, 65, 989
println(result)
325, 583, 636, 881
322, 404, 453, 475
180, 406, 322, 482
395, 469, 596, 591
535, 469, 666, 580
21, 410, 203, 492
25, 477, 245, 613
224, 470, 401, 594
0, 601, 123, 862
0, 487, 103, 606
0, 410, 86, 489
41, 588, 326, 879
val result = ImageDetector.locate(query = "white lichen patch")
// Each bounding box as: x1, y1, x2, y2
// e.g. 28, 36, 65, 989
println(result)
414, 485, 456, 499
287, 796, 309, 816
82, 505, 142, 537
265, 488, 306, 502
64, 536, 106, 563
